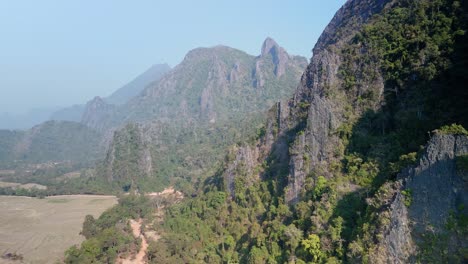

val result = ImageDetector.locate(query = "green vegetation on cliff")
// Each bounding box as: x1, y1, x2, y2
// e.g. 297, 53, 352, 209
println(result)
67, 0, 468, 263
142, 0, 468, 263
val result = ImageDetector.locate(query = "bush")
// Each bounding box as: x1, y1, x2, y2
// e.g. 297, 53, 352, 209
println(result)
436, 124, 468, 136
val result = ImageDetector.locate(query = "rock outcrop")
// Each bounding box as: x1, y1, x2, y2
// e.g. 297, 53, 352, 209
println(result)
104, 123, 154, 186
283, 0, 391, 203
403, 134, 468, 234
366, 134, 468, 263
223, 145, 260, 198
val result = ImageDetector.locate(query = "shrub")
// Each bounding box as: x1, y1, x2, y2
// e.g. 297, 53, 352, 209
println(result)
436, 124, 468, 136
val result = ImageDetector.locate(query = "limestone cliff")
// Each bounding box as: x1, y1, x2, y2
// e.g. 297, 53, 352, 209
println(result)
213, 0, 468, 262
359, 133, 468, 263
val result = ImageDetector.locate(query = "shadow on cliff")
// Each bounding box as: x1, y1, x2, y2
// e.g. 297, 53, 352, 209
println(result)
329, 18, 468, 252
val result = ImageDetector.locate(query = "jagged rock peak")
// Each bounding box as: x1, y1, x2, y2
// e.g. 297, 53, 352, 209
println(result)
261, 37, 281, 57
313, 0, 390, 53
259, 37, 290, 77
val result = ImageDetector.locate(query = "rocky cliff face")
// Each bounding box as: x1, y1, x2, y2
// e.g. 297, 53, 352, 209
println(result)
403, 134, 468, 235
73, 39, 306, 132
255, 37, 294, 86
363, 134, 468, 263
223, 145, 261, 198
103, 123, 154, 188
92, 39, 307, 191
283, 0, 392, 203
217, 0, 394, 203
212, 0, 468, 262
119, 38, 307, 125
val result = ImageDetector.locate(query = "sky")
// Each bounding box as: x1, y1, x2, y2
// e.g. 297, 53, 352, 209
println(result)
0, 0, 346, 114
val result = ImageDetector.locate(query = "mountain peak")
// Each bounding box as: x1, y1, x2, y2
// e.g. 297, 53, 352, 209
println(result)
258, 37, 292, 77
261, 37, 280, 57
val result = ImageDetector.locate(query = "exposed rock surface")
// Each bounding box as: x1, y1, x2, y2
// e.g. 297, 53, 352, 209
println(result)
119, 38, 307, 125
369, 134, 468, 263
283, 0, 391, 203
93, 39, 307, 190
223, 145, 260, 198
402, 134, 468, 233
260, 37, 290, 78
104, 123, 154, 184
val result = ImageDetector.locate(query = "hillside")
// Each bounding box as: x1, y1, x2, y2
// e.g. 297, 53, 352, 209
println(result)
83, 0, 467, 263
0, 121, 102, 167
90, 38, 307, 192
81, 38, 307, 130
105, 63, 171, 105
50, 63, 171, 122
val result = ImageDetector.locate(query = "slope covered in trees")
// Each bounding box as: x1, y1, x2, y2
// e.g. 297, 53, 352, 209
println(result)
66, 0, 468, 262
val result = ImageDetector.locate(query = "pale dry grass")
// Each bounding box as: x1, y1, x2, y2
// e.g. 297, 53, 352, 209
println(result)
0, 195, 117, 264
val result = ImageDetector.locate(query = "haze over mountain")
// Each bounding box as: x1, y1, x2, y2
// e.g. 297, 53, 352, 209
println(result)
0, 38, 307, 193
0, 0, 345, 120
50, 63, 171, 123
66, 0, 468, 262
1, 1, 466, 263
0, 107, 60, 130
93, 38, 308, 190
80, 38, 307, 131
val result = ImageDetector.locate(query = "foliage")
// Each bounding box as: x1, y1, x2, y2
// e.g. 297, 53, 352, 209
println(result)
64, 195, 151, 263
401, 189, 413, 207
65, 0, 468, 262
436, 123, 468, 136
301, 234, 323, 263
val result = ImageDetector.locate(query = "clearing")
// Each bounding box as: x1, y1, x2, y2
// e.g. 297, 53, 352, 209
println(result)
0, 195, 117, 264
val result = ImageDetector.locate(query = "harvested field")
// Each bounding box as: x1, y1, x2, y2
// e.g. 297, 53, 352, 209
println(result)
0, 195, 117, 264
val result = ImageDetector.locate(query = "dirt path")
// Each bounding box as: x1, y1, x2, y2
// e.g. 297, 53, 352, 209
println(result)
118, 219, 148, 264
116, 187, 184, 264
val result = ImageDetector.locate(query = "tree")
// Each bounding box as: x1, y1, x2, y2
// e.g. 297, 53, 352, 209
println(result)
81, 215, 98, 239
301, 234, 323, 263
283, 224, 303, 256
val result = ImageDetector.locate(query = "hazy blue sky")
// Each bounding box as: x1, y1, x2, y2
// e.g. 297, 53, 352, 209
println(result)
0, 0, 345, 114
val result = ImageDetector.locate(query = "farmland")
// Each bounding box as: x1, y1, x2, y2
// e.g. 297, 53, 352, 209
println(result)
0, 195, 117, 263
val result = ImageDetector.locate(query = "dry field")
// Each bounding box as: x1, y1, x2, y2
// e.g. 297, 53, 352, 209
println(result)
0, 195, 117, 264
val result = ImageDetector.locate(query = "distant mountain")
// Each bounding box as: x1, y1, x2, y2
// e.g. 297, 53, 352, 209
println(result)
94, 38, 308, 191
105, 64, 171, 105
0, 39, 307, 193
139, 0, 468, 263
0, 107, 60, 130
49, 104, 85, 122
49, 63, 171, 122
82, 38, 307, 130
0, 120, 102, 167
